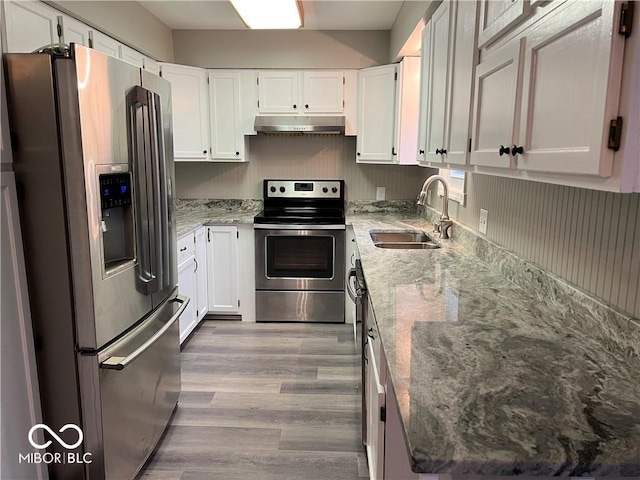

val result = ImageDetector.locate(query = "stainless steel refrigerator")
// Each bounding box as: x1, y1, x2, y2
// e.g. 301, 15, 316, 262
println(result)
4, 44, 188, 480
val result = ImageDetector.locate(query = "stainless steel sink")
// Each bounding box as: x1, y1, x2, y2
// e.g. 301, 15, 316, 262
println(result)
369, 230, 440, 250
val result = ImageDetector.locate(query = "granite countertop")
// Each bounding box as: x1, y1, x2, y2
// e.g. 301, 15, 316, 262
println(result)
350, 213, 640, 477
174, 199, 262, 237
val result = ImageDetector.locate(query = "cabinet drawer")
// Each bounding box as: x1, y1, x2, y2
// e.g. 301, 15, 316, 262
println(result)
177, 233, 195, 264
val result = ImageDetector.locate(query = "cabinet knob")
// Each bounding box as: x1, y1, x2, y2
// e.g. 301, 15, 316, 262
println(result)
203, 149, 207, 154
305, 104, 309, 109
435, 148, 442, 155
236, 151, 240, 156
441, 149, 447, 155
499, 145, 510, 156
511, 145, 524, 156
357, 152, 361, 156
293, 104, 297, 109
419, 149, 425, 155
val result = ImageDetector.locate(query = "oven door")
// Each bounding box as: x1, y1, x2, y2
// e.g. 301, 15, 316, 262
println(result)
255, 227, 345, 291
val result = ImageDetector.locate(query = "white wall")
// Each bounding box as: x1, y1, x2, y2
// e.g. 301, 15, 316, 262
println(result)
389, 0, 439, 61
47, 1, 174, 61
172, 29, 389, 68
175, 136, 428, 201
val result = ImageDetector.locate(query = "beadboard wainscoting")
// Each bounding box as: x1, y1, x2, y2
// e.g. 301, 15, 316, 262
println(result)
175, 135, 431, 201
442, 174, 640, 319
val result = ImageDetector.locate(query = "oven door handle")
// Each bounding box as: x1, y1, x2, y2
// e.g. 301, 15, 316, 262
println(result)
346, 268, 359, 303
253, 224, 346, 230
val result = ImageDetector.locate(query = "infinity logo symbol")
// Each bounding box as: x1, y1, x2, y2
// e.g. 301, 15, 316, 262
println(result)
28, 424, 83, 450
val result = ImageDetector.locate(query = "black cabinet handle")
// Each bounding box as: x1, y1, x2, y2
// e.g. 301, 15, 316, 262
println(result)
511, 145, 524, 156
419, 149, 425, 155
179, 246, 187, 252
392, 147, 397, 156
203, 149, 207, 154
293, 104, 297, 109
236, 151, 240, 156
441, 149, 447, 155
499, 145, 509, 156
305, 104, 309, 109
435, 148, 442, 155
357, 152, 361, 156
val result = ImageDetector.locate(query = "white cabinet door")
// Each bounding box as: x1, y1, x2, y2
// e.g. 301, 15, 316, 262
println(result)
206, 226, 239, 313
177, 256, 197, 344
160, 63, 209, 161
366, 339, 386, 480
258, 71, 299, 114
356, 65, 397, 163
516, 0, 624, 177
395, 57, 421, 166
477, 0, 532, 47
195, 227, 208, 321
59, 14, 91, 47
423, 1, 453, 165
89, 30, 119, 57
208, 71, 245, 161
119, 44, 144, 68
302, 71, 344, 114
3, 0, 60, 53
143, 57, 160, 75
470, 38, 524, 168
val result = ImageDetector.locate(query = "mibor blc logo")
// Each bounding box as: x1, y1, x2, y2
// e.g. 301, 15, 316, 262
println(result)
19, 424, 92, 465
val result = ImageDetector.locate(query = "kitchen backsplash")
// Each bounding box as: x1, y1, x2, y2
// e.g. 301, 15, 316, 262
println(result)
437, 174, 640, 319
175, 135, 431, 201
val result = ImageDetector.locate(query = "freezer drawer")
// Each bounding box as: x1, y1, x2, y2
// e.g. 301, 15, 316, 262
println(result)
98, 294, 187, 480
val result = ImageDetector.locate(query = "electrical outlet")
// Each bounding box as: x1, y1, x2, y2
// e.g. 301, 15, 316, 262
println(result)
376, 187, 386, 201
479, 209, 488, 235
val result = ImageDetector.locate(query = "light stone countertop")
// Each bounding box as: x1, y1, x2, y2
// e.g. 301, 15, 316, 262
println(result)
174, 200, 640, 476
350, 212, 640, 477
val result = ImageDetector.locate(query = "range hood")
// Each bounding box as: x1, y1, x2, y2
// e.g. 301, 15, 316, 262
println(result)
254, 115, 345, 134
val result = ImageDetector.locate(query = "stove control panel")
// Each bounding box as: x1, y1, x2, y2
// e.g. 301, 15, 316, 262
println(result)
266, 180, 342, 199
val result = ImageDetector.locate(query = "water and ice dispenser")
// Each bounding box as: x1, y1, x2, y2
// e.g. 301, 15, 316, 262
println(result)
100, 172, 135, 272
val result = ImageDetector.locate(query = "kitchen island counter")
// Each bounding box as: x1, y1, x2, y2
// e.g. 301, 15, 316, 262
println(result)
349, 212, 640, 477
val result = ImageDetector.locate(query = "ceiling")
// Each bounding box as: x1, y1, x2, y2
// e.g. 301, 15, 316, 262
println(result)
138, 0, 405, 30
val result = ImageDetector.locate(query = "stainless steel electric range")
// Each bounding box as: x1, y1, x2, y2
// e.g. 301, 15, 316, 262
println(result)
254, 179, 346, 323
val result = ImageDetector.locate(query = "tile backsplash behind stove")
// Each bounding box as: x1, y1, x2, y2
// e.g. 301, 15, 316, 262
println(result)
174, 135, 432, 201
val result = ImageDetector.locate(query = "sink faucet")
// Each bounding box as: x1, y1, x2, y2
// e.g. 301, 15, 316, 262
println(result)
417, 174, 453, 239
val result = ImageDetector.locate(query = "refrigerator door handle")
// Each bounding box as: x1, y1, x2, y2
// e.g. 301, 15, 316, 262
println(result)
128, 86, 160, 294
149, 92, 171, 292
100, 295, 189, 370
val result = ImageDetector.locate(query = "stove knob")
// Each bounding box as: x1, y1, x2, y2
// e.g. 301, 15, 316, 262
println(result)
332, 187, 338, 193
270, 186, 276, 193
322, 187, 328, 193
280, 186, 286, 193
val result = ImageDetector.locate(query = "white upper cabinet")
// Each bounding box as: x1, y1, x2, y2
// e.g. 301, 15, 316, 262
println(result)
515, 0, 625, 176
59, 14, 90, 47
143, 57, 160, 75
470, 39, 524, 169
208, 71, 245, 161
89, 30, 119, 58
302, 71, 344, 113
257, 70, 345, 115
118, 44, 144, 68
3, 0, 60, 53
357, 60, 420, 165
422, 1, 453, 165
420, 0, 479, 168
160, 63, 209, 161
477, 0, 532, 47
356, 64, 398, 163
257, 71, 299, 114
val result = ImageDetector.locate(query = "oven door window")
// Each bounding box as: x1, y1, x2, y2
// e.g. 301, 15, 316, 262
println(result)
266, 235, 334, 279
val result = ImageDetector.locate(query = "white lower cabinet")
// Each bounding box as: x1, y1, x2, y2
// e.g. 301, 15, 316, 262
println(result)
195, 226, 208, 320
206, 226, 239, 314
177, 243, 197, 345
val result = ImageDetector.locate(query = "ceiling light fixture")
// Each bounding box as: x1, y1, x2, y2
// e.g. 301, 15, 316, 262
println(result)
229, 0, 303, 29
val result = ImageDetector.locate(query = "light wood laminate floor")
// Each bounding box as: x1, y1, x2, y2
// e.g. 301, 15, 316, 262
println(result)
138, 320, 368, 480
